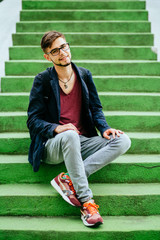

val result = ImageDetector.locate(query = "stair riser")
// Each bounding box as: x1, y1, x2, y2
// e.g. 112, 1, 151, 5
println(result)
12, 33, 154, 46
0, 161, 160, 184
94, 77, 160, 93
0, 195, 160, 216
0, 138, 159, 154
16, 22, 150, 33
22, 1, 146, 10
107, 115, 160, 132
0, 115, 160, 133
0, 138, 30, 154
1, 230, 160, 240
5, 62, 160, 76
9, 47, 157, 61
1, 77, 33, 93
100, 95, 160, 112
0, 116, 27, 132
2, 77, 160, 93
20, 11, 148, 21
0, 96, 29, 112
0, 95, 160, 112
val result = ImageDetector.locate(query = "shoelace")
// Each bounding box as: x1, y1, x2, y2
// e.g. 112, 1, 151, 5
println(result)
68, 179, 76, 195
63, 174, 76, 195
83, 202, 99, 215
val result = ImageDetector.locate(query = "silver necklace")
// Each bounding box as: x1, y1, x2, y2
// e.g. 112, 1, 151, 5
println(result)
58, 70, 74, 89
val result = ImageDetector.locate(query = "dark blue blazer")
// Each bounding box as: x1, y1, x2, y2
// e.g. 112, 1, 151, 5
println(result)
27, 62, 110, 172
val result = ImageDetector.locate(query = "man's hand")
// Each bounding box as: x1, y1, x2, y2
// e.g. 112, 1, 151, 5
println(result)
103, 128, 124, 140
54, 123, 80, 134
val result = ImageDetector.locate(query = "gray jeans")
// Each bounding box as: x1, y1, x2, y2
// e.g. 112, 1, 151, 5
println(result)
43, 130, 131, 203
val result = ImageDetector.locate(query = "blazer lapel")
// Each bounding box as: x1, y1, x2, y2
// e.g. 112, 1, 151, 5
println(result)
49, 67, 61, 118
72, 63, 89, 108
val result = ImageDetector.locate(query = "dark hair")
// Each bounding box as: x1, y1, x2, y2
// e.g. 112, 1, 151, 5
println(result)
41, 31, 66, 53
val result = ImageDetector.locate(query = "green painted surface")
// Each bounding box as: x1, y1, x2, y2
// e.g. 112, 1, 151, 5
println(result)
0, 113, 160, 132
22, 1, 146, 10
99, 95, 160, 111
0, 94, 160, 111
1, 183, 160, 216
94, 77, 160, 93
0, 155, 160, 184
0, 133, 30, 154
5, 61, 160, 76
106, 115, 160, 132
0, 215, 160, 240
0, 115, 28, 132
12, 33, 154, 46
20, 10, 148, 21
127, 137, 160, 154
16, 21, 151, 33
1, 77, 33, 93
0, 95, 29, 111
0, 133, 159, 154
9, 46, 157, 61
2, 76, 160, 93
1, 229, 159, 240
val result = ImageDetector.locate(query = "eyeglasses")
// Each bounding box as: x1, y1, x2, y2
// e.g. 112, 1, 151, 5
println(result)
47, 42, 70, 56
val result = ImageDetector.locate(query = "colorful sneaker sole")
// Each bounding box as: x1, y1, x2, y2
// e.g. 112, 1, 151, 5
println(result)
51, 179, 76, 207
81, 215, 103, 227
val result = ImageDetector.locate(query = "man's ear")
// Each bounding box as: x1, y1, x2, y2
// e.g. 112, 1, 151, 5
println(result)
44, 53, 52, 62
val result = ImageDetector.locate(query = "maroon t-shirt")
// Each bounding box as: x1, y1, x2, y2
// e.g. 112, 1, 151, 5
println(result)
59, 71, 87, 135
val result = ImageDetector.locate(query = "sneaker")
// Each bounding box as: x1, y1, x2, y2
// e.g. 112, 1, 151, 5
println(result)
81, 200, 103, 227
50, 172, 81, 207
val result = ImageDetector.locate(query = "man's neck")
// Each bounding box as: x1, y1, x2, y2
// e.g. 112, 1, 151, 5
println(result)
55, 63, 73, 80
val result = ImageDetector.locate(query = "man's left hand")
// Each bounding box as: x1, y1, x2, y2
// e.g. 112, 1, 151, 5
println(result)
103, 128, 124, 140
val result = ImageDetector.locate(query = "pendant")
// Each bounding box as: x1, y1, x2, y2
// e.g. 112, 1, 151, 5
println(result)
64, 84, 68, 89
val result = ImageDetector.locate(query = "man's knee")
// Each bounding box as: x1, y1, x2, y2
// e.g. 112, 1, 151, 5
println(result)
61, 130, 80, 148
117, 133, 131, 155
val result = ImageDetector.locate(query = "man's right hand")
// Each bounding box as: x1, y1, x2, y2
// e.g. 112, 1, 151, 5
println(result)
54, 123, 80, 134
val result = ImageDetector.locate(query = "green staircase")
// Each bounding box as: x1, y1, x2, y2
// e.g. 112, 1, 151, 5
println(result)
0, 0, 160, 239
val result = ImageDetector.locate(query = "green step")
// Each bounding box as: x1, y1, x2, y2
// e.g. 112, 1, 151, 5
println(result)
0, 93, 160, 112
1, 76, 33, 93
0, 132, 160, 154
105, 111, 160, 132
5, 61, 160, 76
94, 76, 160, 93
1, 183, 160, 216
16, 21, 150, 33
20, 10, 148, 21
1, 215, 160, 240
0, 93, 29, 112
0, 154, 160, 184
0, 112, 27, 132
22, 0, 146, 10
12, 33, 154, 46
9, 46, 157, 61
2, 76, 160, 93
0, 112, 160, 133
99, 92, 160, 111
0, 133, 30, 154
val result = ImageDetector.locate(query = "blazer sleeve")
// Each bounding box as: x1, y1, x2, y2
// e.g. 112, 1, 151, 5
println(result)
85, 70, 111, 136
27, 74, 59, 139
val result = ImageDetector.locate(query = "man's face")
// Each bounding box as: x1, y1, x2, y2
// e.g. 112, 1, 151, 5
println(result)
44, 37, 71, 67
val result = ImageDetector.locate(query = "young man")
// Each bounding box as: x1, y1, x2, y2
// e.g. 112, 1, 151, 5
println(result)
27, 31, 131, 227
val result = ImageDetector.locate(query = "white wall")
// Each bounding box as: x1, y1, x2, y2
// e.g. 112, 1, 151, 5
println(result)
0, 0, 21, 81
146, 0, 160, 61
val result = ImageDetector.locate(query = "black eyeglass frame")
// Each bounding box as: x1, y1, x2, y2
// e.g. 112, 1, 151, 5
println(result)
46, 42, 70, 56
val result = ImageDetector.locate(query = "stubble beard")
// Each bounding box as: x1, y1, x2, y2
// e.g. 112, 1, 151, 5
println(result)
51, 56, 71, 67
